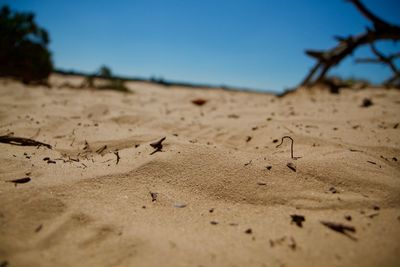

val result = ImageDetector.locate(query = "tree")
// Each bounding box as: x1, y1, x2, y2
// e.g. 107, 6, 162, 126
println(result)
301, 0, 400, 88
0, 5, 53, 84
98, 65, 112, 78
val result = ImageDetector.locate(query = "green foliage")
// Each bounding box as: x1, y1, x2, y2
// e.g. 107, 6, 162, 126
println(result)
0, 5, 53, 83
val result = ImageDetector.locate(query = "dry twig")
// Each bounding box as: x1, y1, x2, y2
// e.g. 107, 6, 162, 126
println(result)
276, 136, 300, 159
150, 137, 166, 155
0, 135, 52, 149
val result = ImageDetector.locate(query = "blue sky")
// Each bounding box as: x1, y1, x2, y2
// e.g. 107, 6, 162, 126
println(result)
3, 0, 400, 92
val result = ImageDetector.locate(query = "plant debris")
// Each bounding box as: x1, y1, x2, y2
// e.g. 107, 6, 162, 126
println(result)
0, 135, 52, 149
96, 145, 107, 154
35, 224, 43, 233
269, 236, 286, 247
288, 237, 297, 251
329, 187, 338, 193
290, 214, 305, 227
83, 140, 90, 150
150, 192, 158, 202
361, 98, 373, 107
276, 136, 301, 159
174, 203, 187, 208
257, 181, 267, 185
320, 221, 357, 240
150, 137, 166, 155
367, 213, 379, 218
372, 205, 380, 210
227, 114, 239, 119
287, 162, 296, 172
344, 215, 352, 221
43, 157, 56, 164
191, 98, 207, 106
244, 160, 252, 166
244, 228, 252, 234
7, 177, 31, 186
114, 151, 120, 164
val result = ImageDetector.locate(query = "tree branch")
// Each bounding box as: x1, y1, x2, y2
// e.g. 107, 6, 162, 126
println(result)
348, 0, 392, 30
301, 0, 400, 87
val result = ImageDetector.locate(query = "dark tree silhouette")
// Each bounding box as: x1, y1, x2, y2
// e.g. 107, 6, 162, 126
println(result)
0, 5, 53, 84
98, 65, 112, 78
302, 0, 400, 88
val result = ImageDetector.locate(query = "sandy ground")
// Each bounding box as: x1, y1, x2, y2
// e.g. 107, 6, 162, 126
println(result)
0, 74, 399, 267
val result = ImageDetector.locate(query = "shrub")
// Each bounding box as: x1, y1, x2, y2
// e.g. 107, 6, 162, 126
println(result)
98, 65, 112, 78
80, 66, 130, 93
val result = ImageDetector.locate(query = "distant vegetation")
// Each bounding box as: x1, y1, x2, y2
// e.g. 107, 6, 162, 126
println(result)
84, 65, 130, 93
4, 1, 397, 94
0, 5, 53, 84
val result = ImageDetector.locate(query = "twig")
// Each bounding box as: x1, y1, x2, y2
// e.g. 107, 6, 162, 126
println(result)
150, 137, 166, 155
0, 135, 52, 149
70, 137, 75, 147
83, 140, 90, 150
276, 136, 300, 159
320, 221, 357, 241
114, 151, 120, 165
96, 145, 107, 154
6, 177, 31, 186
150, 192, 158, 202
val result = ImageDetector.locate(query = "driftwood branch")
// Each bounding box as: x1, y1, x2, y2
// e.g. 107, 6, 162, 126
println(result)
301, 0, 400, 87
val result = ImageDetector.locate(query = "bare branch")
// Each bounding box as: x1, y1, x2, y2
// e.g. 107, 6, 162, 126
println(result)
355, 49, 400, 68
301, 0, 400, 87
369, 44, 399, 75
354, 58, 381, 64
348, 0, 392, 30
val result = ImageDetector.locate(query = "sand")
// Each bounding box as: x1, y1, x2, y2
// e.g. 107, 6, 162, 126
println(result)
0, 74, 399, 267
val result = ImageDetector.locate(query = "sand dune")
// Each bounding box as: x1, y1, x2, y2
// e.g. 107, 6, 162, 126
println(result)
1, 74, 399, 267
